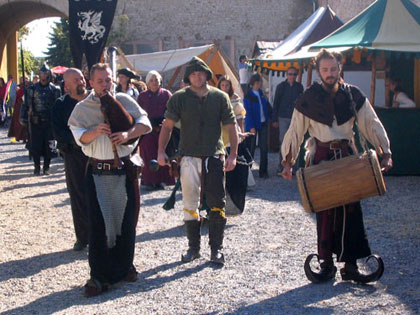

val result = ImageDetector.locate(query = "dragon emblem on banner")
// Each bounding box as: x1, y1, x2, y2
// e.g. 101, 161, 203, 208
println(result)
77, 10, 106, 44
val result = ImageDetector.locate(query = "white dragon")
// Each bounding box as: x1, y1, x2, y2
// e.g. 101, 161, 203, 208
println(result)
78, 10, 106, 44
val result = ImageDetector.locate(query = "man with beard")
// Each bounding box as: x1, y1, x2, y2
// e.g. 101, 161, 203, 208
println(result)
158, 57, 238, 266
68, 63, 151, 297
21, 64, 62, 175
51, 68, 89, 251
281, 49, 393, 283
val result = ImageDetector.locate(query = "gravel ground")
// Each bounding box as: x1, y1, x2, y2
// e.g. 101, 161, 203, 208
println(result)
1, 126, 420, 315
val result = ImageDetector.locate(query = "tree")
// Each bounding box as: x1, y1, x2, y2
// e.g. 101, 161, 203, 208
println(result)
44, 18, 74, 67
18, 25, 43, 77
18, 25, 30, 41
107, 14, 130, 47
18, 48, 44, 77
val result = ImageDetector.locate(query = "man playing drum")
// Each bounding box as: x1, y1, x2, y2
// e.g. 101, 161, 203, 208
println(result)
281, 49, 393, 283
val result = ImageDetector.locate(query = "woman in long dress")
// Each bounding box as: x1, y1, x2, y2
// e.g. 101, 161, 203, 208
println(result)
137, 70, 175, 190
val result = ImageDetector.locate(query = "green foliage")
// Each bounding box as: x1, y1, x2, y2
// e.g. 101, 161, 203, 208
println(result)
107, 14, 130, 47
18, 26, 30, 41
44, 18, 74, 67
18, 48, 44, 77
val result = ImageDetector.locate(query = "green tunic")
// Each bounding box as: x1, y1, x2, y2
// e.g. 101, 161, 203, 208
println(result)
165, 86, 235, 157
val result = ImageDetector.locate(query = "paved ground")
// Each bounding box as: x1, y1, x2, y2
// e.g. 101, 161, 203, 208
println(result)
1, 126, 420, 315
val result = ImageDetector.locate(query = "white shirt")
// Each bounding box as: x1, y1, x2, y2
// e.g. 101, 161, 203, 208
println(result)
281, 99, 391, 165
394, 92, 416, 108
68, 91, 151, 160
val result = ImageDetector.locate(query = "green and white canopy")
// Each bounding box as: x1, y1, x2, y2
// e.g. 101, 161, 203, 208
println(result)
262, 0, 420, 66
310, 0, 420, 53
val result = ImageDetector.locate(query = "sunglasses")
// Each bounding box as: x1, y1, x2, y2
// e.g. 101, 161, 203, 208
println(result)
287, 72, 298, 76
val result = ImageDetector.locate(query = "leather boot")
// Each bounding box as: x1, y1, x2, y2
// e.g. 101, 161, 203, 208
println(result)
34, 165, 41, 176
318, 260, 337, 281
208, 211, 227, 265
181, 220, 201, 262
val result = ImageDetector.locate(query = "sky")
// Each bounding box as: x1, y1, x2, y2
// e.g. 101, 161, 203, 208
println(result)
22, 17, 61, 58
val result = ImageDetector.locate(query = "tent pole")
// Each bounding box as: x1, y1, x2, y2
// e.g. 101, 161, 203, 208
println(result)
370, 56, 376, 105
414, 58, 420, 107
297, 66, 303, 83
167, 65, 183, 91
306, 61, 313, 89
385, 64, 390, 107
116, 46, 135, 70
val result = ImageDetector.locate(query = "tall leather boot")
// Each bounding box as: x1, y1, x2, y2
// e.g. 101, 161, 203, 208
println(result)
43, 157, 51, 175
33, 156, 41, 176
181, 220, 201, 262
208, 211, 227, 265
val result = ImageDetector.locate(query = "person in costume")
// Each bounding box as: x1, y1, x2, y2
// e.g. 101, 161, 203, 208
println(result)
157, 57, 238, 266
281, 49, 393, 283
389, 78, 416, 108
68, 63, 151, 297
21, 63, 62, 175
116, 68, 140, 100
51, 68, 90, 251
138, 70, 175, 190
218, 75, 253, 216
8, 76, 28, 142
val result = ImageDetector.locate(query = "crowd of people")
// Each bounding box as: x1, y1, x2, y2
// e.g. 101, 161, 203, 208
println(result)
0, 48, 401, 297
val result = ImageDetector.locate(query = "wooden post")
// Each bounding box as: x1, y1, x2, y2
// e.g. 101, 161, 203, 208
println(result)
297, 67, 303, 83
167, 65, 183, 90
414, 58, 420, 107
385, 65, 390, 107
370, 56, 376, 106
116, 46, 135, 70
306, 61, 313, 89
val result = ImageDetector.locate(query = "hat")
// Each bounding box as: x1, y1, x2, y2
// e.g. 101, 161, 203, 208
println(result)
39, 63, 51, 73
183, 56, 213, 84
117, 68, 140, 80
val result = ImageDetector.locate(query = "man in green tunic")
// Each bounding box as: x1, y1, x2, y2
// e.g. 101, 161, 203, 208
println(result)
158, 57, 238, 266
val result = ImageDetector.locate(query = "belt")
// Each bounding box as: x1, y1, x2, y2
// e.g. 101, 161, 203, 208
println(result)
316, 139, 350, 150
89, 158, 129, 176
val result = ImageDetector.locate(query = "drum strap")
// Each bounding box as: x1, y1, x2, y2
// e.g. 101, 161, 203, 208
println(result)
344, 84, 369, 153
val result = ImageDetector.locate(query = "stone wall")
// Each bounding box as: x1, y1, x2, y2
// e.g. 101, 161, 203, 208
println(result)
114, 0, 420, 69
113, 0, 313, 66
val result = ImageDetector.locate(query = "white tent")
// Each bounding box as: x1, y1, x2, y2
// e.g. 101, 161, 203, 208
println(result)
118, 45, 213, 74
117, 44, 242, 96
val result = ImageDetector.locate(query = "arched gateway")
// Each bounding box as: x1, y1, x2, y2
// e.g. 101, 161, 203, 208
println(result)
0, 0, 68, 79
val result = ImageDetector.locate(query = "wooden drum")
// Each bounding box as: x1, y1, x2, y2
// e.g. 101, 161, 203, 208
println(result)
296, 150, 386, 213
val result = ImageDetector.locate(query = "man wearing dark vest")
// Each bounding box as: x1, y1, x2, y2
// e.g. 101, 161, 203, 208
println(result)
21, 64, 61, 175
272, 66, 303, 175
51, 68, 89, 251
281, 49, 392, 283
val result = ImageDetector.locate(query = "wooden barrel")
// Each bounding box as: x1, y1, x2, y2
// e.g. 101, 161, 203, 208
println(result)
296, 150, 386, 213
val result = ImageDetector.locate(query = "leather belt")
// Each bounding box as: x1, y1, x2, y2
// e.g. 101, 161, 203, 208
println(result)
89, 158, 124, 171
316, 139, 350, 150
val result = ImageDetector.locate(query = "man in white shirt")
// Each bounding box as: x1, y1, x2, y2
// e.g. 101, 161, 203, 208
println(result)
69, 63, 151, 297
281, 49, 392, 284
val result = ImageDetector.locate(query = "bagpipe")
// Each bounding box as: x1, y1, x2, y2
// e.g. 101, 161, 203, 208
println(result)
99, 47, 137, 169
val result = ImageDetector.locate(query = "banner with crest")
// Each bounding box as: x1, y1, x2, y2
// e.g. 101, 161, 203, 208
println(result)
69, 0, 118, 70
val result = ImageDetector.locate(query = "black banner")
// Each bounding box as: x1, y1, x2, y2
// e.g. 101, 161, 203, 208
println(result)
69, 0, 118, 70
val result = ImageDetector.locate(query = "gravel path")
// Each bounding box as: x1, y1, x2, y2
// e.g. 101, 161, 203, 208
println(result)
1, 126, 419, 315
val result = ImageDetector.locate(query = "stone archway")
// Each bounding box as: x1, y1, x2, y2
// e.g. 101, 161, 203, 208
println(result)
0, 0, 68, 79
